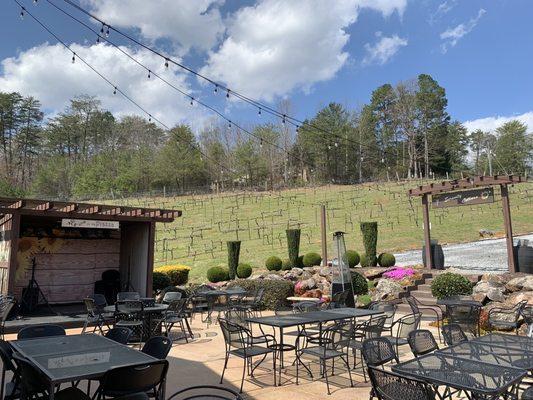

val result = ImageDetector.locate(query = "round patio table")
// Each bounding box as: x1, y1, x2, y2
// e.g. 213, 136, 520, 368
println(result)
104, 303, 168, 340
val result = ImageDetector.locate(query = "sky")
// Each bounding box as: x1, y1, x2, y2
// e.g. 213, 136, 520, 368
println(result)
1, 0, 533, 134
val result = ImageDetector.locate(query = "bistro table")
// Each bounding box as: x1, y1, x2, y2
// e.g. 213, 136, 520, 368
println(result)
247, 307, 383, 385
11, 334, 158, 400
198, 288, 248, 322
104, 303, 168, 340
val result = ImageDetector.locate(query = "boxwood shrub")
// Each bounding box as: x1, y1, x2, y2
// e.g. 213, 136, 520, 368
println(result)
351, 271, 369, 295
265, 256, 282, 271
154, 265, 191, 285
360, 253, 370, 267
152, 271, 171, 291
302, 252, 322, 267
346, 250, 360, 268
227, 279, 294, 310
206, 266, 230, 283
236, 263, 253, 279
281, 259, 292, 271
430, 272, 473, 300
378, 253, 396, 268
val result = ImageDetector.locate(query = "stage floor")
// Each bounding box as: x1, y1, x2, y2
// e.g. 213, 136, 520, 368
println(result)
5, 304, 87, 334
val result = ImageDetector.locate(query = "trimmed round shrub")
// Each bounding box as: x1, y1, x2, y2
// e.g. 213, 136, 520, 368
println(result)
378, 253, 396, 268
360, 253, 371, 267
346, 250, 360, 268
152, 271, 171, 291
430, 272, 473, 300
206, 266, 230, 283
265, 256, 282, 271
302, 252, 322, 267
155, 265, 191, 285
281, 259, 292, 271
351, 271, 368, 295
236, 263, 253, 279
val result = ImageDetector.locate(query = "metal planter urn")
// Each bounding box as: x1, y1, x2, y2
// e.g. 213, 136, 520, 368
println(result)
422, 239, 445, 270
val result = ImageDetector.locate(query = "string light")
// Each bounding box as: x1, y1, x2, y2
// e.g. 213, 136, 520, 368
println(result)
260, 138, 263, 148
296, 125, 299, 132
164, 58, 169, 69
113, 86, 117, 95
226, 89, 230, 99
228, 121, 232, 128
71, 52, 76, 63
190, 98, 194, 106
282, 114, 286, 124
100, 23, 104, 35
105, 25, 110, 37
258, 108, 262, 116
148, 115, 152, 122
20, 7, 25, 19
147, 70, 151, 79
214, 84, 218, 94
96, 35, 100, 43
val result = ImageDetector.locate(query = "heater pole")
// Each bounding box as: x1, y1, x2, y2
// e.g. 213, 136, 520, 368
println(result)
320, 204, 327, 266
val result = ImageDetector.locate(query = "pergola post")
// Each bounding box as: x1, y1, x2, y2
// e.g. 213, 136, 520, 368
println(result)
422, 194, 433, 269
500, 184, 516, 273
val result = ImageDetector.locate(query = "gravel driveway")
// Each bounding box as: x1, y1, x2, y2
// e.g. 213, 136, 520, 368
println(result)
394, 233, 533, 274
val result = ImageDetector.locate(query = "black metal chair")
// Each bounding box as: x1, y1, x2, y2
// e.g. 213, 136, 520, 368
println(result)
295, 321, 354, 395
293, 300, 321, 313
0, 297, 15, 340
361, 337, 400, 367
105, 327, 133, 345
0, 340, 19, 400
369, 302, 396, 336
488, 300, 527, 333
237, 287, 265, 316
17, 324, 66, 340
407, 329, 439, 357
94, 360, 169, 400
117, 292, 141, 301
162, 291, 182, 303
82, 297, 112, 335
446, 304, 481, 337
218, 318, 277, 393
522, 386, 533, 400
141, 336, 172, 359
350, 316, 387, 380
406, 297, 443, 342
441, 323, 468, 346
522, 305, 533, 338
13, 353, 91, 399
380, 313, 421, 356
367, 366, 436, 400
327, 289, 350, 309
114, 300, 144, 347
162, 299, 191, 342
168, 385, 242, 400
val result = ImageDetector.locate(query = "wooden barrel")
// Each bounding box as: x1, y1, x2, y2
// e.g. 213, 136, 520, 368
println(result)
516, 244, 533, 274
422, 240, 445, 270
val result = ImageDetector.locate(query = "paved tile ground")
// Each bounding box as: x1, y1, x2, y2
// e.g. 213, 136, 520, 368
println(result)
5, 311, 443, 399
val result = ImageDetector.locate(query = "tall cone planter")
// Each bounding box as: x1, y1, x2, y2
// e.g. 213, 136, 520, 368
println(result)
360, 222, 378, 266
227, 241, 241, 280
286, 229, 301, 269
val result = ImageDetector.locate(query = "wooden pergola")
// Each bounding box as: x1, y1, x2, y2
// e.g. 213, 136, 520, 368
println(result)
408, 175, 527, 272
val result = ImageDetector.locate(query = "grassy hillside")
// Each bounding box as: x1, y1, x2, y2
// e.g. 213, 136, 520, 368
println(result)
109, 180, 533, 282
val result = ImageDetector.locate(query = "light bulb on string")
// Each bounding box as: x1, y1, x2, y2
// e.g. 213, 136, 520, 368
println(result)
260, 138, 263, 148
226, 89, 230, 99
113, 86, 117, 95
71, 53, 76, 64
258, 108, 262, 116
296, 125, 300, 133
282, 114, 286, 124
105, 26, 110, 37
214, 84, 218, 94
20, 7, 25, 20
96, 35, 100, 43
147, 70, 151, 79
148, 115, 152, 122
164, 59, 169, 69
228, 121, 232, 128
100, 24, 105, 35
190, 98, 194, 106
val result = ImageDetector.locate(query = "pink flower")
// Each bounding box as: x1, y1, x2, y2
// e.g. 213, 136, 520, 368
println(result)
383, 267, 415, 280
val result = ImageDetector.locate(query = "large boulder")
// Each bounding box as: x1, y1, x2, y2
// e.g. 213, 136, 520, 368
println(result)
361, 267, 388, 280
371, 279, 403, 301
506, 275, 533, 292
505, 291, 533, 306
473, 280, 507, 302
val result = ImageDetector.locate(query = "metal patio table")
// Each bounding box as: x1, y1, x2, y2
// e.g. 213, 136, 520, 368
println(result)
104, 303, 168, 340
392, 351, 527, 400
470, 333, 533, 353
246, 308, 383, 385
11, 334, 158, 400
198, 288, 248, 323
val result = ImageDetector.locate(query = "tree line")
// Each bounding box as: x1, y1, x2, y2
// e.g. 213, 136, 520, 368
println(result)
0, 74, 531, 199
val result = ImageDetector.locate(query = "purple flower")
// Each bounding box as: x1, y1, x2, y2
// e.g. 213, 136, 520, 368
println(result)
383, 267, 415, 280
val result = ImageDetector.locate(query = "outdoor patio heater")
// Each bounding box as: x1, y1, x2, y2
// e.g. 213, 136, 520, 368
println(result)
331, 231, 355, 307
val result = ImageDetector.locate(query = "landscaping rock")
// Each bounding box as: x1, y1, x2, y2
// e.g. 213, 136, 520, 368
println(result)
371, 278, 403, 301
319, 267, 331, 277
506, 275, 533, 292
473, 280, 507, 302
505, 291, 533, 305
265, 274, 283, 281
486, 287, 506, 302
360, 267, 387, 280
301, 278, 317, 290
302, 289, 322, 299
291, 267, 303, 276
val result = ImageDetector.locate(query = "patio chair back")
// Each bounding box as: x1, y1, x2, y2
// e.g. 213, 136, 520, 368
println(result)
407, 330, 439, 357
12, 353, 48, 397
0, 297, 15, 323
223, 308, 252, 329
366, 315, 387, 339
361, 337, 399, 366
89, 293, 108, 307
0, 339, 16, 372
84, 297, 99, 317
441, 323, 468, 346
97, 360, 168, 398
293, 301, 321, 313
142, 336, 172, 359
369, 302, 396, 327
367, 366, 435, 400
168, 385, 242, 400
219, 318, 248, 350
115, 300, 144, 315
395, 313, 421, 339
105, 327, 133, 344
447, 304, 480, 336
17, 324, 66, 340
254, 288, 265, 304
329, 289, 350, 308
522, 305, 533, 338
488, 300, 527, 327
162, 291, 182, 303
117, 292, 141, 301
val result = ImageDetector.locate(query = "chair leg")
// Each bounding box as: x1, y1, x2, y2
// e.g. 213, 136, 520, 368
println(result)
220, 353, 229, 384
323, 359, 331, 395
342, 355, 354, 387
240, 357, 246, 393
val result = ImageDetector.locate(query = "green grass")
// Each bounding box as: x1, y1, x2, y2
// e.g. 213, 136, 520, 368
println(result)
109, 180, 533, 282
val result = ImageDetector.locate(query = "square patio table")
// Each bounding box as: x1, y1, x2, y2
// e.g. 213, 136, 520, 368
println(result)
437, 340, 533, 371
470, 333, 533, 353
246, 308, 382, 385
11, 334, 157, 399
392, 352, 527, 399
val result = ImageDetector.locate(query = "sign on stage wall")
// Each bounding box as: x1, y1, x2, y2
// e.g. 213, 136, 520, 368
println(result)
432, 187, 495, 208
61, 219, 120, 230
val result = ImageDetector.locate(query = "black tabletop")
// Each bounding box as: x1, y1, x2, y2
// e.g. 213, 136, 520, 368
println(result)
202, 288, 247, 296
437, 340, 533, 371
437, 298, 482, 307
392, 352, 526, 396
11, 334, 156, 384
246, 308, 382, 328
103, 304, 168, 313
470, 333, 533, 352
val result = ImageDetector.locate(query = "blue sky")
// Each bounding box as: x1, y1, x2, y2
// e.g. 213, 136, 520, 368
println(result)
1, 0, 532, 133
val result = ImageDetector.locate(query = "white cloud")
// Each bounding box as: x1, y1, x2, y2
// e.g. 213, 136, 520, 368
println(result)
440, 8, 486, 53
0, 43, 207, 128
200, 0, 407, 101
363, 33, 407, 66
464, 111, 533, 133
86, 0, 225, 54
429, 0, 458, 25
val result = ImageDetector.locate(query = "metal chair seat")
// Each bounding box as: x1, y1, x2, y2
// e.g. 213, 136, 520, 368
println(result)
381, 336, 408, 346
116, 320, 143, 327
300, 346, 345, 360
54, 386, 91, 400
230, 346, 275, 358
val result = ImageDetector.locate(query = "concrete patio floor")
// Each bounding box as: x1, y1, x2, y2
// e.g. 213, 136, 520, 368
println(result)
5, 311, 444, 399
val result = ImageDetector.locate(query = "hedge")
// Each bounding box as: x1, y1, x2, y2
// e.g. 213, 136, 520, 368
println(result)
346, 250, 360, 268
360, 222, 378, 266
378, 253, 396, 268
227, 241, 241, 280
302, 252, 322, 267
154, 265, 191, 286
286, 229, 301, 270
236, 263, 253, 279
431, 272, 473, 300
265, 256, 282, 271
227, 279, 294, 310
152, 271, 171, 291
206, 266, 230, 283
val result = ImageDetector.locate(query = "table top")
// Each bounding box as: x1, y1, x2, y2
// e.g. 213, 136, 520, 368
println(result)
392, 352, 526, 396
201, 288, 247, 296
11, 334, 156, 384
286, 297, 322, 303
246, 308, 383, 328
437, 298, 482, 307
103, 303, 168, 313
437, 340, 533, 371
471, 333, 533, 352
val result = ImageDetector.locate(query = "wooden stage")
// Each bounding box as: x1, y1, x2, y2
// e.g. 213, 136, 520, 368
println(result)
5, 304, 87, 334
